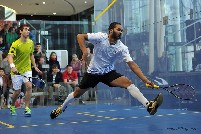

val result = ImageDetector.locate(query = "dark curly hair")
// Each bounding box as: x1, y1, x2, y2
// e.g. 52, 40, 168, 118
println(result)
108, 22, 121, 30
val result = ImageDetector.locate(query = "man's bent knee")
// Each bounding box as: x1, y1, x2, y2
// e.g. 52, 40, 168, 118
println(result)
26, 86, 32, 92
73, 87, 86, 98
73, 91, 81, 98
13, 90, 21, 96
25, 82, 32, 90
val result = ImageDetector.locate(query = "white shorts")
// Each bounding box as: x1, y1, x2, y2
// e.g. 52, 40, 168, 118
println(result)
11, 71, 32, 90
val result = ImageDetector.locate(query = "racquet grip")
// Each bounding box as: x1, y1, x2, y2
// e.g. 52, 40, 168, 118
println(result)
145, 83, 159, 88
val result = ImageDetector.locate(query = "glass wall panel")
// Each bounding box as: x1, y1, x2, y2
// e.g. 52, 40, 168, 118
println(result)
94, 0, 201, 111
19, 19, 89, 62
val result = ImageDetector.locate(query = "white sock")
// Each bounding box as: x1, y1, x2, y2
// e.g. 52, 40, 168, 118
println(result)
61, 92, 75, 111
127, 84, 149, 107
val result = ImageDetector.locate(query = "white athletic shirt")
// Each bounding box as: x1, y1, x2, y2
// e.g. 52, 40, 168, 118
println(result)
87, 32, 133, 74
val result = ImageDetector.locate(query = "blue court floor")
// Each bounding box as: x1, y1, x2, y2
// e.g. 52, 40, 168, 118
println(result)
0, 104, 200, 134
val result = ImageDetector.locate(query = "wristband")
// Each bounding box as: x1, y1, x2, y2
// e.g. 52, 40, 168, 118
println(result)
10, 63, 15, 68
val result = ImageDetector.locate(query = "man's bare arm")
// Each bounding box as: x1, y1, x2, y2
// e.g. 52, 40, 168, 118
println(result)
127, 61, 152, 85
77, 34, 88, 61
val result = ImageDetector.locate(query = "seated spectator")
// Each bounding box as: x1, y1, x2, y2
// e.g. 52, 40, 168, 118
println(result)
0, 68, 11, 109
33, 42, 47, 64
0, 35, 8, 52
0, 52, 11, 75
32, 56, 46, 91
47, 64, 66, 103
62, 65, 78, 92
47, 52, 61, 72
1, 24, 9, 42
12, 23, 19, 32
6, 27, 18, 48
62, 65, 84, 104
71, 54, 82, 76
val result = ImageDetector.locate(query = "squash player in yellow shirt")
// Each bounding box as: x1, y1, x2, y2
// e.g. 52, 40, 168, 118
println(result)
8, 24, 41, 117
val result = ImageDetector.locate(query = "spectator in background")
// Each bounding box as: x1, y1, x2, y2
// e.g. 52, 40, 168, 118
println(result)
1, 24, 9, 40
0, 67, 11, 109
47, 52, 61, 72
12, 23, 19, 32
0, 35, 8, 52
6, 27, 18, 48
62, 65, 84, 104
62, 65, 78, 93
0, 52, 11, 75
33, 42, 46, 64
47, 64, 65, 103
32, 56, 46, 91
71, 54, 82, 77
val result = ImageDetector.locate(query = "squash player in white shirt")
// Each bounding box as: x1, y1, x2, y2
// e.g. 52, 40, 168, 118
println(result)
50, 22, 163, 119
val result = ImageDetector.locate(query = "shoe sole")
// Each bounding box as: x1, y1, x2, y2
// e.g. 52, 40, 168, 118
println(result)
150, 93, 163, 115
50, 109, 62, 119
50, 109, 57, 119
24, 113, 31, 117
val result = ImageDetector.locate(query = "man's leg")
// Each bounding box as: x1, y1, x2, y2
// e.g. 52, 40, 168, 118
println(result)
10, 90, 20, 115
50, 87, 88, 119
10, 75, 23, 115
62, 86, 88, 110
24, 81, 32, 108
23, 81, 32, 116
3, 87, 9, 107
50, 73, 99, 119
22, 71, 33, 117
110, 76, 163, 115
11, 90, 21, 105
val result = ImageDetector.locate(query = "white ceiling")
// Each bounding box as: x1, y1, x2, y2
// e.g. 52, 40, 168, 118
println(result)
0, 0, 94, 16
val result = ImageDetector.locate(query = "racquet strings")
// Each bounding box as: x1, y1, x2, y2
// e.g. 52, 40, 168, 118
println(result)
165, 84, 195, 100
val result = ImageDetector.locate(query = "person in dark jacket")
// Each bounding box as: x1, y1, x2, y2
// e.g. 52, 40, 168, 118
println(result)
47, 64, 65, 102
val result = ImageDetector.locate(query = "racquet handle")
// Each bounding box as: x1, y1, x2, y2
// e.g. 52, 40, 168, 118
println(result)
145, 83, 159, 88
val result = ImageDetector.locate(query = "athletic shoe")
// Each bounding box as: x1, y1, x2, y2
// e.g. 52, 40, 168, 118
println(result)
10, 105, 17, 116
50, 106, 63, 119
147, 93, 163, 115
24, 107, 31, 117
